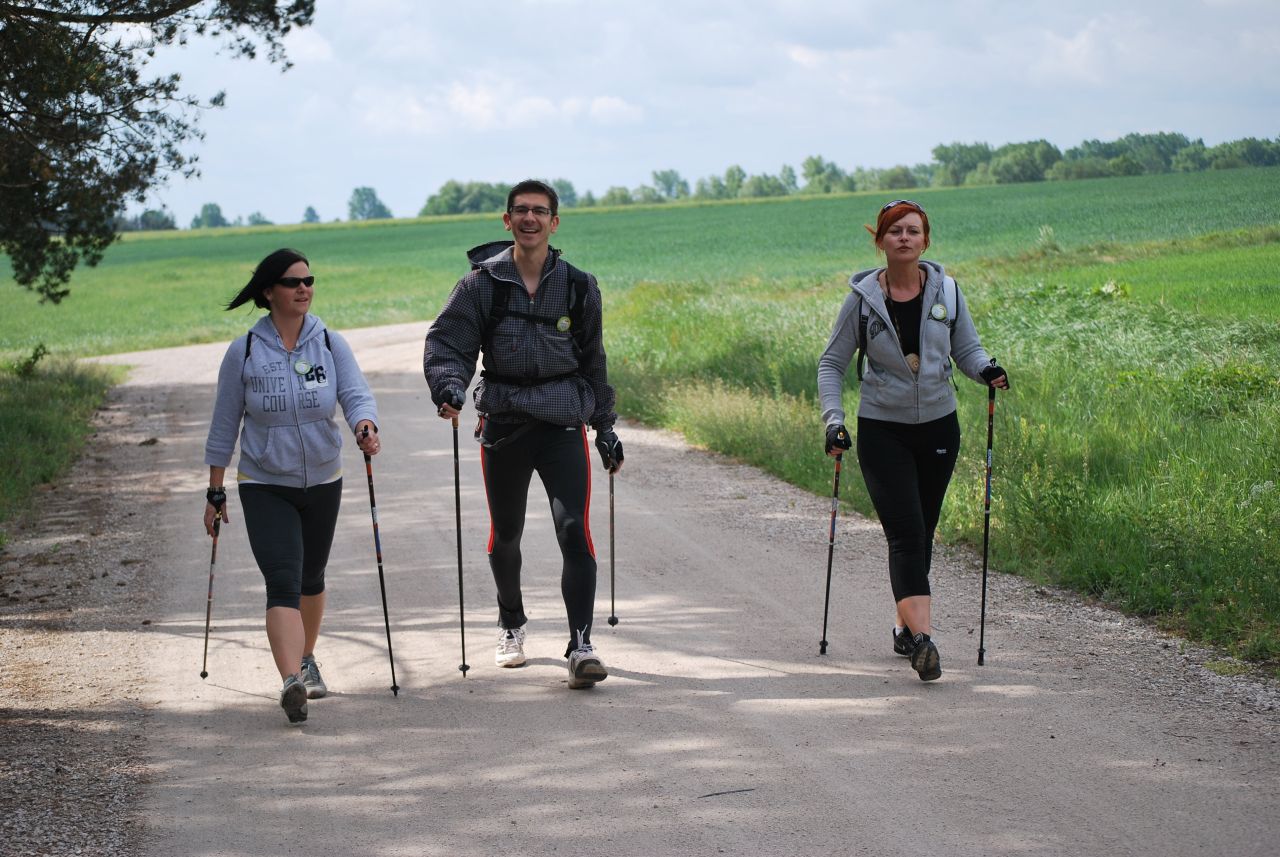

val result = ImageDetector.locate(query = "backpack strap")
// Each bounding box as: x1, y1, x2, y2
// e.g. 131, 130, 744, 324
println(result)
478, 261, 592, 385
941, 276, 958, 332
244, 328, 332, 363
854, 276, 958, 382
563, 262, 589, 351
854, 295, 868, 382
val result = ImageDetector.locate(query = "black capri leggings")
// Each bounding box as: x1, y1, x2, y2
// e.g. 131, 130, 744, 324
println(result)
238, 480, 343, 610
856, 412, 960, 602
480, 420, 596, 653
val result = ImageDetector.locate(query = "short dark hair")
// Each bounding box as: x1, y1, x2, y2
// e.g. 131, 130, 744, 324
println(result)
507, 179, 559, 216
226, 248, 309, 311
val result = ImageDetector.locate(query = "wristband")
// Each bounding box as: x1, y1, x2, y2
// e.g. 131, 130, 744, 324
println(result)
206, 487, 227, 510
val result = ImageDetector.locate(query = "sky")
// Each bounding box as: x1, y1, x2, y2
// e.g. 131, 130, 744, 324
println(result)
135, 0, 1280, 227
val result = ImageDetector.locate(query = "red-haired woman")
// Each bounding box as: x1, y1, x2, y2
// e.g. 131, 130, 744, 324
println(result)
817, 200, 1008, 681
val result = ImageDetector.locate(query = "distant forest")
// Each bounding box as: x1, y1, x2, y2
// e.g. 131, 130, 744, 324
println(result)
420, 132, 1280, 215
154, 131, 1279, 230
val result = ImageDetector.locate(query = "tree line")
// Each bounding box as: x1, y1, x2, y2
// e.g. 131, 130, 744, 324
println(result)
154, 131, 1280, 234
413, 132, 1280, 215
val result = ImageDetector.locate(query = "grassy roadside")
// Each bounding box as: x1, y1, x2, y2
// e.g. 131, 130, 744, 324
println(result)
610, 228, 1280, 668
0, 356, 121, 547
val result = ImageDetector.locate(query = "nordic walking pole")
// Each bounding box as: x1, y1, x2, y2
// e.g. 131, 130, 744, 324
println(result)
819, 453, 843, 655
362, 426, 399, 696
451, 416, 470, 677
199, 515, 220, 679
978, 386, 996, 666
607, 468, 618, 626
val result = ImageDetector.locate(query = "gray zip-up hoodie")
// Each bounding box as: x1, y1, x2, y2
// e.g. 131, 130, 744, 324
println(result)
205, 314, 378, 488
818, 260, 993, 426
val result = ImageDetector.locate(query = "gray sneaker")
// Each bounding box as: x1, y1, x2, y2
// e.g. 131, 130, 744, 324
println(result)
495, 628, 527, 668
300, 654, 327, 698
280, 675, 309, 724
567, 645, 608, 689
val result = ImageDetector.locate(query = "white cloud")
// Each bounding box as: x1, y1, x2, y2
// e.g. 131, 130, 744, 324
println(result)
1028, 18, 1112, 86
785, 45, 825, 69
588, 96, 644, 125
284, 28, 334, 63
354, 80, 642, 136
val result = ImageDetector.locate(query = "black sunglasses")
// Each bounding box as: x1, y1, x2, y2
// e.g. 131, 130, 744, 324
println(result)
278, 276, 315, 288
881, 199, 925, 214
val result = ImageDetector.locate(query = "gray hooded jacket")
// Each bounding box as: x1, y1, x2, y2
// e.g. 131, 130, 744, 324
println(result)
817, 260, 993, 426
205, 314, 378, 488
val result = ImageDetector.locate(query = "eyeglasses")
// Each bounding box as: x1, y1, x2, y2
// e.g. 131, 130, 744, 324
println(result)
881, 199, 925, 214
509, 205, 553, 217
277, 276, 315, 288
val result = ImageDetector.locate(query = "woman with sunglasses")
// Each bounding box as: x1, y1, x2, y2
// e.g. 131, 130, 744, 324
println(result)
817, 200, 1008, 682
203, 248, 380, 724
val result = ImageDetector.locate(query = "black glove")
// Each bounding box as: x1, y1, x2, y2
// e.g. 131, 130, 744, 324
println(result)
432, 386, 465, 411
825, 424, 852, 455
980, 363, 1009, 388
205, 487, 226, 511
594, 428, 624, 472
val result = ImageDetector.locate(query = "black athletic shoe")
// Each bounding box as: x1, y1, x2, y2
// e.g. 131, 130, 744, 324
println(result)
910, 633, 942, 681
280, 675, 309, 723
893, 625, 917, 657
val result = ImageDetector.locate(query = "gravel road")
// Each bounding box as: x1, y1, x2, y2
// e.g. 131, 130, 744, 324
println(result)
1, 321, 1276, 856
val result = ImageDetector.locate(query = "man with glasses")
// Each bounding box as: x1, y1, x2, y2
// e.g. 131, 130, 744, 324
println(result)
424, 179, 622, 690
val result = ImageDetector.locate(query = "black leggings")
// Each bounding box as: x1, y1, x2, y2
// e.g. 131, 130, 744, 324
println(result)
856, 412, 960, 602
480, 420, 596, 654
238, 480, 343, 610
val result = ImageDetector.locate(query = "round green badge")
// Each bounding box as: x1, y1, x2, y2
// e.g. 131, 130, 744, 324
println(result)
930, 303, 948, 321
556, 316, 572, 333
294, 360, 311, 375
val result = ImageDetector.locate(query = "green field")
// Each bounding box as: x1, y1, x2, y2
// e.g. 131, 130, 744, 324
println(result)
3, 167, 1279, 666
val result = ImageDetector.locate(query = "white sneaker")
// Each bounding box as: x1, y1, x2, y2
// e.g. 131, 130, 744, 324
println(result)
495, 627, 527, 667
567, 645, 608, 689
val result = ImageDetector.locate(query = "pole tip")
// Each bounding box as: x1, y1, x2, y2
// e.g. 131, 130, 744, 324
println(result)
459, 663, 469, 677
608, 616, 618, 626
391, 685, 400, 696
977, 651, 985, 666
199, 671, 208, 679
819, 641, 828, 655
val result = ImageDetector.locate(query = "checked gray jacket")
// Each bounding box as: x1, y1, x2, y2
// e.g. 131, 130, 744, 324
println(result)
423, 242, 616, 431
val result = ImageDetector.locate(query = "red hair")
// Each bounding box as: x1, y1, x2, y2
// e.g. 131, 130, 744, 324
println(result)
864, 201, 931, 252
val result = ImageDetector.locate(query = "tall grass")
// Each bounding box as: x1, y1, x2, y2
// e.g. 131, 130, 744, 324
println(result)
609, 228, 1280, 664
0, 359, 121, 545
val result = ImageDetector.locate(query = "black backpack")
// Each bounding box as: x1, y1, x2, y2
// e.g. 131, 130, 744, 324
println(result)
480, 262, 590, 349
477, 262, 591, 386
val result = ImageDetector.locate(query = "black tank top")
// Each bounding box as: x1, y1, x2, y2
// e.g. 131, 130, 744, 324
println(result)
889, 293, 922, 357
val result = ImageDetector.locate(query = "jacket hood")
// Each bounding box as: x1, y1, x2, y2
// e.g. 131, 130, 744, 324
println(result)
465, 240, 563, 272
248, 313, 326, 350
849, 259, 947, 297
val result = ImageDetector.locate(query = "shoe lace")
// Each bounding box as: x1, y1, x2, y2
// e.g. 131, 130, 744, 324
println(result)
498, 628, 525, 653
301, 657, 321, 683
